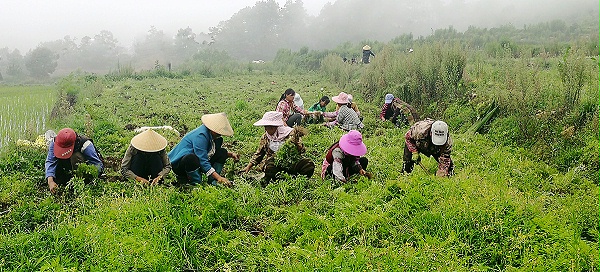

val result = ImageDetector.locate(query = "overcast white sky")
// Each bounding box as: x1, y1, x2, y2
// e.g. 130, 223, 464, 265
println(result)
1, 0, 332, 52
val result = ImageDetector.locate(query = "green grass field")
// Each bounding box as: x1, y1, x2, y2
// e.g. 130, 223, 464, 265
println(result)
0, 72, 597, 271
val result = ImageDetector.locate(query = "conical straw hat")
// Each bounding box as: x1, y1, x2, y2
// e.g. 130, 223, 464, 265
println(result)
201, 112, 234, 136
363, 45, 371, 50
131, 129, 168, 152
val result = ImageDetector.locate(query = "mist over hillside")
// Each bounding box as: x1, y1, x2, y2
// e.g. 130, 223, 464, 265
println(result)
0, 0, 597, 80
306, 0, 598, 48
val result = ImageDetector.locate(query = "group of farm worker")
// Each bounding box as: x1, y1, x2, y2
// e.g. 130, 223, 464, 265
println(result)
44, 89, 453, 193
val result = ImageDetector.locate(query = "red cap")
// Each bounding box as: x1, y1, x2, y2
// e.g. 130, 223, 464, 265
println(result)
54, 128, 76, 159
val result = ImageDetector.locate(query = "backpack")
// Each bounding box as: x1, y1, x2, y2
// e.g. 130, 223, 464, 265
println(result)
74, 135, 106, 168
409, 118, 435, 141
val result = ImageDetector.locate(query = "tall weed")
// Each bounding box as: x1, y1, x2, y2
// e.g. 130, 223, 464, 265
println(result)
358, 43, 467, 117
558, 47, 586, 110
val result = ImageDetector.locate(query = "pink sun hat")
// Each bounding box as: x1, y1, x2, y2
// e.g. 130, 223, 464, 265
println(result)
332, 92, 350, 104
253, 111, 285, 127
339, 130, 367, 156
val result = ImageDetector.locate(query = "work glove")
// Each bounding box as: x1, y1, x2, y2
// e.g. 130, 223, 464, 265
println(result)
411, 152, 421, 162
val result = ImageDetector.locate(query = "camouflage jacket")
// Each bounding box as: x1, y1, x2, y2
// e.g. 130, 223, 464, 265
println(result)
405, 118, 453, 175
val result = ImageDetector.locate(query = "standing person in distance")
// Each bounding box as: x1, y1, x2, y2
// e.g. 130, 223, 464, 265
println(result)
403, 119, 454, 177
168, 113, 239, 187
121, 129, 171, 185
362, 45, 375, 64
45, 128, 104, 194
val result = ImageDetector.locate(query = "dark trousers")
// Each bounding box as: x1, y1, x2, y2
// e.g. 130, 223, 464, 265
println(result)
172, 148, 228, 177
54, 152, 86, 185
402, 145, 454, 174
287, 113, 303, 127
325, 157, 368, 180
263, 157, 315, 185
129, 152, 164, 180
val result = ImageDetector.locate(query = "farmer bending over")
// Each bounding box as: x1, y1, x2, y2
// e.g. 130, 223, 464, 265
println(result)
403, 119, 454, 177
305, 96, 330, 124
121, 129, 171, 186
321, 130, 372, 183
241, 111, 314, 186
380, 93, 419, 126
45, 128, 104, 194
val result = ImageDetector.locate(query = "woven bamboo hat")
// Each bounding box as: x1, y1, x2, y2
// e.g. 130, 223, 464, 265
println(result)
131, 129, 168, 152
201, 112, 234, 136
363, 45, 371, 50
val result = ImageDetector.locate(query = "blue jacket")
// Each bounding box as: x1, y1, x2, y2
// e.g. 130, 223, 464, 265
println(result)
45, 139, 104, 179
168, 125, 223, 176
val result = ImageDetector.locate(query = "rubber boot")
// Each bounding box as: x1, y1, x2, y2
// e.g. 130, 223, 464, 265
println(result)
186, 168, 202, 185
208, 163, 224, 185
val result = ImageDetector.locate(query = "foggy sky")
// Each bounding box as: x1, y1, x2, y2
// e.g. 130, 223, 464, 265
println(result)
0, 0, 331, 53
1, 0, 597, 54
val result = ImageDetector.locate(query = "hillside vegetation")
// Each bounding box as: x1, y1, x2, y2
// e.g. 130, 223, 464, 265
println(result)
0, 22, 598, 270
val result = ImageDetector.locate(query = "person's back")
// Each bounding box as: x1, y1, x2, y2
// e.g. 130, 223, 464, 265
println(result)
337, 104, 364, 131
391, 98, 419, 126
362, 45, 375, 64
403, 119, 453, 177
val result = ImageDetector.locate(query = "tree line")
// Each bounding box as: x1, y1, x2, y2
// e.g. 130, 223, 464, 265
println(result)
0, 0, 597, 82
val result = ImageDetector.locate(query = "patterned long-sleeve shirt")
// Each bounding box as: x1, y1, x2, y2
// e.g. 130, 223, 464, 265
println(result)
248, 127, 305, 170
276, 100, 304, 122
380, 103, 392, 120
337, 105, 364, 131
405, 119, 453, 176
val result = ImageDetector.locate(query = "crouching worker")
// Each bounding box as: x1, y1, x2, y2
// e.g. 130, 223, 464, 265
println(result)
380, 93, 419, 126
321, 130, 372, 183
305, 96, 330, 124
168, 113, 239, 187
325, 92, 364, 131
241, 111, 315, 186
403, 119, 454, 177
45, 128, 104, 194
121, 129, 171, 185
